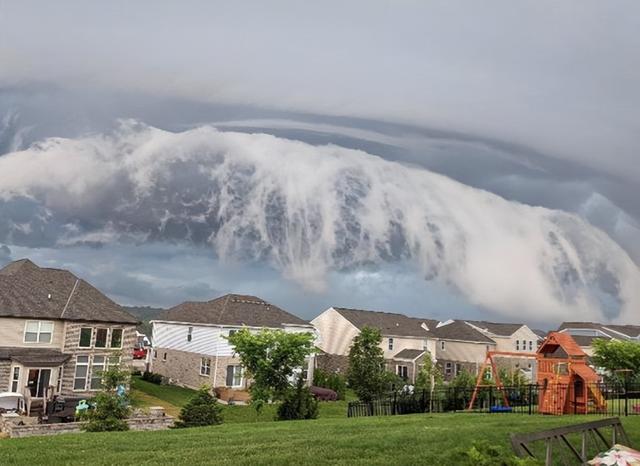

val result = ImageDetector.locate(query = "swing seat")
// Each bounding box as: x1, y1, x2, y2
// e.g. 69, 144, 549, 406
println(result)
490, 405, 513, 413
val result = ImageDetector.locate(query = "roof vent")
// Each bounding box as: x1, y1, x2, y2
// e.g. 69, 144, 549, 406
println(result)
47, 293, 52, 300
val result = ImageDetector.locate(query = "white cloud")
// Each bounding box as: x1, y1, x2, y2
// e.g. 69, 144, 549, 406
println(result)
0, 121, 638, 323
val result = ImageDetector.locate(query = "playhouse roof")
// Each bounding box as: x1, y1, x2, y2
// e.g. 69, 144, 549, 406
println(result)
571, 363, 599, 383
538, 331, 586, 357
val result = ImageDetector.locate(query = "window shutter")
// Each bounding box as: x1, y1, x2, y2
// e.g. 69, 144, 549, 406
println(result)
226, 366, 234, 387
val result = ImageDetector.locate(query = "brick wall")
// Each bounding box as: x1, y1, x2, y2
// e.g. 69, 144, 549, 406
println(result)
152, 347, 244, 390
315, 353, 350, 375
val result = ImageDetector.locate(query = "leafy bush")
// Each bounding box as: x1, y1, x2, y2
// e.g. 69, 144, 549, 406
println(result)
277, 377, 319, 421
83, 362, 131, 432
452, 440, 538, 466
174, 386, 223, 428
141, 371, 163, 384
313, 368, 346, 400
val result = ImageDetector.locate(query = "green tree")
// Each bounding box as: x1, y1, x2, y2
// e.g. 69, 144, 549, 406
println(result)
226, 328, 315, 413
83, 359, 131, 432
347, 326, 387, 402
450, 368, 476, 390
174, 386, 223, 428
592, 339, 640, 383
415, 357, 444, 391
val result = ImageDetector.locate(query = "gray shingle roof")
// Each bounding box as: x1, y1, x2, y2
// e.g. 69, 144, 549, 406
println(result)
558, 322, 640, 339
0, 259, 138, 324
332, 307, 433, 337
393, 349, 426, 360
0, 347, 71, 366
571, 335, 611, 347
431, 320, 496, 344
159, 294, 311, 328
465, 320, 524, 337
603, 324, 640, 338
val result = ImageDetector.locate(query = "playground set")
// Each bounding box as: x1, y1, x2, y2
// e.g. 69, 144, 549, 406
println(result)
468, 331, 606, 414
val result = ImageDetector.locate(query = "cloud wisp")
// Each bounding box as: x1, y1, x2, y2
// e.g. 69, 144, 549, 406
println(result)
0, 121, 638, 323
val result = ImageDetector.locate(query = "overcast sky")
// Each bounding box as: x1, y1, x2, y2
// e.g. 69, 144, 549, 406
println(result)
0, 1, 638, 327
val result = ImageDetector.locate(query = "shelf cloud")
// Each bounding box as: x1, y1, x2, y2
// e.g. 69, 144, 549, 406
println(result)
0, 121, 637, 323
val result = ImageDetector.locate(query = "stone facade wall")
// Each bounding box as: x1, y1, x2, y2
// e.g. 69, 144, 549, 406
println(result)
60, 323, 137, 397
315, 353, 349, 375
0, 360, 10, 392
152, 347, 244, 390
1, 416, 174, 438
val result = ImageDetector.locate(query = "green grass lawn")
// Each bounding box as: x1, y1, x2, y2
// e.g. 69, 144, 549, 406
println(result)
2, 414, 640, 465
130, 376, 350, 423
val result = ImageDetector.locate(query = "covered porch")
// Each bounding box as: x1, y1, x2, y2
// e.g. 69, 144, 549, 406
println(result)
0, 347, 70, 416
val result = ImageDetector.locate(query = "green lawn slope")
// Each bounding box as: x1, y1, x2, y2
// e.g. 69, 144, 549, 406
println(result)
2, 414, 639, 465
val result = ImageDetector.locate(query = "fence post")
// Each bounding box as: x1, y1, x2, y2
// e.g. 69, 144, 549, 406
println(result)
625, 378, 629, 417
393, 390, 397, 415
453, 387, 458, 412
490, 386, 494, 412
528, 384, 533, 415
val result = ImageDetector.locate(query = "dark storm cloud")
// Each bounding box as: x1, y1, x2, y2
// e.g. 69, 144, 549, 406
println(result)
0, 1, 638, 326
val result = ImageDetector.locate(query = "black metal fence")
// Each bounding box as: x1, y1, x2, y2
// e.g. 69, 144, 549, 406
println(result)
347, 382, 640, 418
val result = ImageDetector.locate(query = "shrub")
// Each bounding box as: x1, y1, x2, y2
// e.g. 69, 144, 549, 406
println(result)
141, 371, 163, 384
277, 377, 319, 421
452, 440, 538, 465
83, 361, 131, 432
313, 368, 346, 400
174, 386, 223, 428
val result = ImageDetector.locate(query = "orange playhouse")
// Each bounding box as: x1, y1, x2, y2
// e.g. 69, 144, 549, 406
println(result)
537, 332, 606, 415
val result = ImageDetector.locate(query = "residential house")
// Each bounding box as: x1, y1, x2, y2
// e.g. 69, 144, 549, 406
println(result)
311, 307, 438, 384
464, 320, 541, 376
0, 259, 138, 405
430, 320, 497, 381
558, 322, 640, 356
150, 294, 316, 397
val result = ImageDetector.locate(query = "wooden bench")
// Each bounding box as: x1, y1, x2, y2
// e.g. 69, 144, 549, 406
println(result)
510, 417, 631, 466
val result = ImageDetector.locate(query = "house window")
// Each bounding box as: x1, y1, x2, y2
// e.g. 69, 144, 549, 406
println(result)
79, 327, 92, 348
441, 341, 446, 351
187, 327, 193, 342
515, 340, 520, 351
229, 329, 237, 337
95, 328, 108, 348
388, 338, 394, 351
396, 365, 408, 381
110, 329, 123, 348
24, 321, 54, 343
108, 355, 121, 367
90, 356, 106, 390
74, 356, 90, 390
154, 350, 158, 358
163, 352, 167, 361
226, 365, 244, 387
11, 367, 20, 392
529, 340, 533, 351
445, 362, 452, 376
455, 363, 462, 376
200, 357, 211, 376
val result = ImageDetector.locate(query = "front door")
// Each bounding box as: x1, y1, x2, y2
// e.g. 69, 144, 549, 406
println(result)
26, 369, 51, 398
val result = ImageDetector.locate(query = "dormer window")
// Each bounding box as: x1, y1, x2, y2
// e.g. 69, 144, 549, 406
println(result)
24, 321, 53, 343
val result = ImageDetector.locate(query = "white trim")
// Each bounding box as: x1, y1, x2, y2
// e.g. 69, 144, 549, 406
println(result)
150, 319, 314, 331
